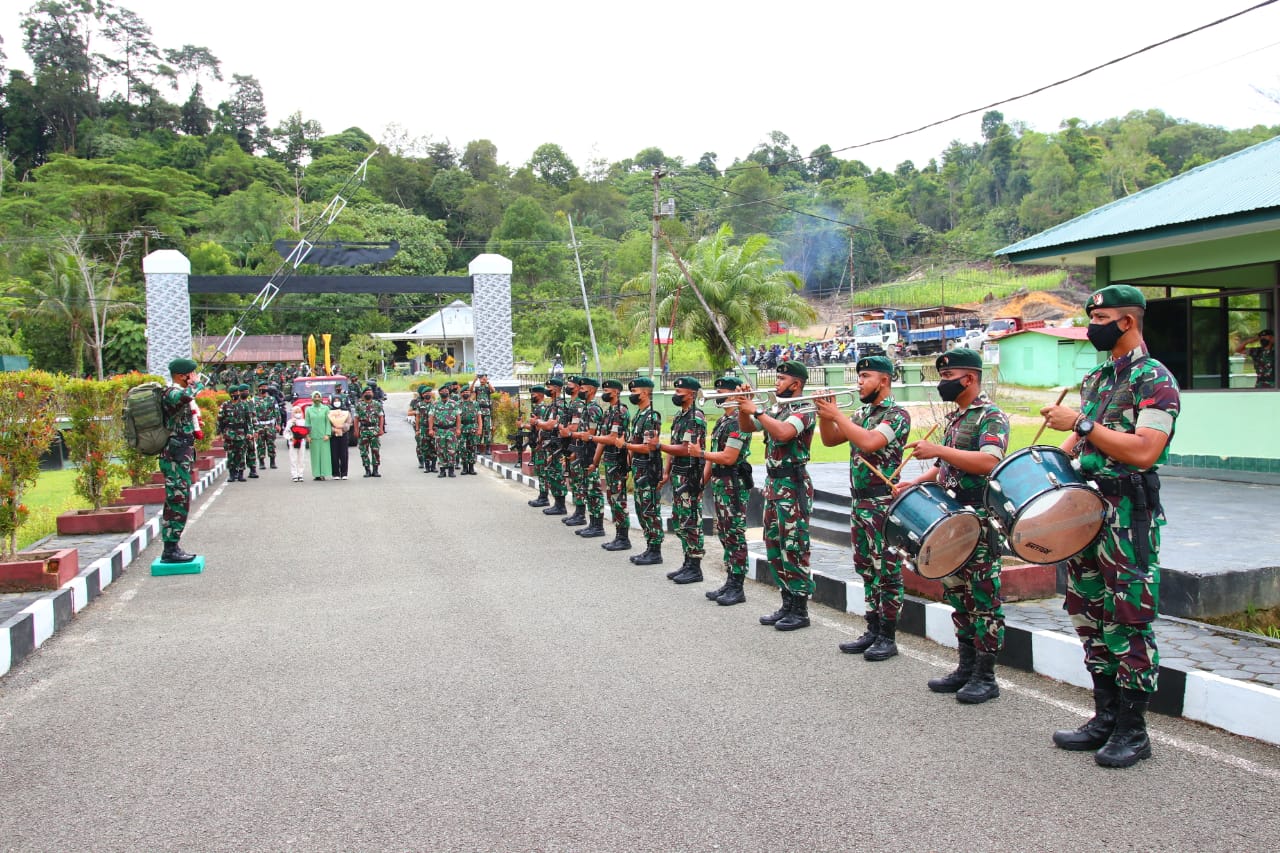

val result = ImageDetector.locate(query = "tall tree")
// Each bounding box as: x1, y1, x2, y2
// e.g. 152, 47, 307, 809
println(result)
217, 73, 268, 153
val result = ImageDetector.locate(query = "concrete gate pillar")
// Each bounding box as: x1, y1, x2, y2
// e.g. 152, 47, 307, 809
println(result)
469, 253, 514, 385
143, 249, 193, 377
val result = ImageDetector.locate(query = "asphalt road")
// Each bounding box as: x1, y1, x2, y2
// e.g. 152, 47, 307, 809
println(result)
2, 398, 1278, 852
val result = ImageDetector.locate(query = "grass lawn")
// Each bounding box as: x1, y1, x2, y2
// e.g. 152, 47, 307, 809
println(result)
14, 468, 88, 552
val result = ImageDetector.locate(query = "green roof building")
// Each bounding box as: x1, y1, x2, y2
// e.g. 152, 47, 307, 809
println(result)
998, 134, 1280, 478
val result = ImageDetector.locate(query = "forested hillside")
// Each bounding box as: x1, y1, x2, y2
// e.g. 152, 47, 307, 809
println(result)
1, 2, 1276, 374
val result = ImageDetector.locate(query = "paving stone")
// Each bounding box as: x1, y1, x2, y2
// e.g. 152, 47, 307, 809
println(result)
1211, 669, 1253, 680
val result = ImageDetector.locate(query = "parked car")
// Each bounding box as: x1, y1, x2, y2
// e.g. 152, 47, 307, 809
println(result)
291, 375, 351, 415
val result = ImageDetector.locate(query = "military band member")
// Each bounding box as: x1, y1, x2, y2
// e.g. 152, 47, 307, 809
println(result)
737, 361, 815, 631
1040, 285, 1181, 769
559, 377, 588, 527
616, 378, 663, 565
656, 377, 707, 583
526, 385, 551, 506
570, 377, 607, 537
533, 378, 569, 513
689, 376, 753, 606
898, 347, 1008, 704
589, 379, 632, 550
816, 356, 911, 661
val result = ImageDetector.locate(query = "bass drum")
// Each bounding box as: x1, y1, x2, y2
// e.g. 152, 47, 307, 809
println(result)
984, 445, 1106, 565
885, 483, 982, 580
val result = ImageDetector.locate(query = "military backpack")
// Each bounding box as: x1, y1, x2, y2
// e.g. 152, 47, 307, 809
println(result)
122, 382, 171, 455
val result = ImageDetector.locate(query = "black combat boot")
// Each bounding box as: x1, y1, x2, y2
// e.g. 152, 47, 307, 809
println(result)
602, 529, 632, 551
161, 542, 196, 563
543, 495, 568, 516
630, 547, 663, 566
839, 613, 880, 654
671, 557, 703, 584
715, 573, 747, 606
269, 460, 277, 469
705, 574, 732, 601
372, 467, 381, 477
666, 557, 691, 580
577, 515, 606, 538
759, 589, 794, 626
774, 595, 810, 631
438, 467, 447, 478
928, 640, 976, 693
447, 467, 456, 477
528, 490, 550, 508
1094, 689, 1152, 768
1053, 673, 1119, 751
248, 468, 259, 479
864, 621, 899, 661
229, 469, 240, 482
364, 466, 373, 478
562, 505, 587, 526
956, 651, 1000, 704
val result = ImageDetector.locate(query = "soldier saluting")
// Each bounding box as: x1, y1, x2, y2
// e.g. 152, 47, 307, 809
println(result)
1039, 285, 1180, 769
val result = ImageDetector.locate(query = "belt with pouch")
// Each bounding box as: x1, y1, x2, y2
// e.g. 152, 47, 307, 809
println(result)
852, 484, 892, 500
765, 463, 805, 480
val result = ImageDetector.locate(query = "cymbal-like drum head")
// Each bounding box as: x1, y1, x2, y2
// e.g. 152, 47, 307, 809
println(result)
1007, 487, 1105, 563
914, 512, 982, 579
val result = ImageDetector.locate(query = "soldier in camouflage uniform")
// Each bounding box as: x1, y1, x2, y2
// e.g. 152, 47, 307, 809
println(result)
569, 377, 607, 536
159, 358, 203, 563
429, 383, 462, 478
408, 385, 428, 469
558, 377, 589, 527
816, 356, 911, 660
1040, 285, 1181, 769
253, 382, 281, 470
690, 376, 753, 606
738, 361, 816, 631
656, 377, 707, 583
533, 379, 569, 513
617, 378, 663, 565
472, 373, 495, 454
458, 385, 481, 474
223, 384, 256, 481
1235, 328, 1275, 388
354, 386, 385, 477
525, 386, 551, 506
235, 385, 259, 478
411, 385, 437, 472
588, 380, 631, 550
899, 347, 1009, 704
217, 386, 246, 482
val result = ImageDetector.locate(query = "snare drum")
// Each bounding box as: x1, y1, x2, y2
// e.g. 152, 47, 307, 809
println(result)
885, 483, 982, 580
984, 445, 1105, 565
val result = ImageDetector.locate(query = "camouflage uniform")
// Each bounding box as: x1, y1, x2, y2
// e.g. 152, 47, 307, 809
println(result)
159, 381, 199, 544
459, 397, 480, 469
578, 396, 606, 519
354, 396, 385, 473
599, 398, 631, 535
562, 391, 587, 516
1247, 344, 1275, 388
755, 406, 816, 596
217, 388, 252, 479
707, 411, 752, 577
527, 394, 548, 485
629, 405, 664, 551
667, 403, 707, 561
1067, 344, 1180, 693
253, 391, 280, 468
432, 396, 461, 473
849, 396, 911, 624
935, 392, 1010, 654
539, 394, 568, 500
474, 380, 494, 451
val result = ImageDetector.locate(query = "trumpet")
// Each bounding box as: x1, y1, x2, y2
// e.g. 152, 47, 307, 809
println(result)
774, 389, 858, 415
698, 389, 774, 409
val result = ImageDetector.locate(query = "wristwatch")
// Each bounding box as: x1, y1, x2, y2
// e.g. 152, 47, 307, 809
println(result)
1074, 418, 1095, 437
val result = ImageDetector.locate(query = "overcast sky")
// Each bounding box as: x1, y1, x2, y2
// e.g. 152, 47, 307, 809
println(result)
3, 0, 1278, 172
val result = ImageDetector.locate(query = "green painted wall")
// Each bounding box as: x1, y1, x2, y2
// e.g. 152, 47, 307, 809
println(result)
1173, 392, 1276, 460
993, 335, 1102, 387
1110, 230, 1280, 282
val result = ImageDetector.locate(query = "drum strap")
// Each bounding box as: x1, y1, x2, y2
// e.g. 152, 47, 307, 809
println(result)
852, 485, 892, 500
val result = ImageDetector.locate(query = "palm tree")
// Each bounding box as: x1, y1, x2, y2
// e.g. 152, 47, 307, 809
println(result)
623, 224, 815, 373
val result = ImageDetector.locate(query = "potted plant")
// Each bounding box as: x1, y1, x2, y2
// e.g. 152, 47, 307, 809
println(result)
194, 389, 222, 471
57, 377, 144, 535
0, 370, 79, 592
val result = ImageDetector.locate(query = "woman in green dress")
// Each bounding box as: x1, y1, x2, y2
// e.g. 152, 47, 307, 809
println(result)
304, 391, 334, 480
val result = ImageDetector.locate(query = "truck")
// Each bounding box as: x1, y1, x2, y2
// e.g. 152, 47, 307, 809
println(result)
961, 316, 1049, 349
852, 307, 981, 356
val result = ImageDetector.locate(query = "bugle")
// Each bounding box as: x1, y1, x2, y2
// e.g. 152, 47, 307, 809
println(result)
699, 389, 773, 409
774, 389, 858, 415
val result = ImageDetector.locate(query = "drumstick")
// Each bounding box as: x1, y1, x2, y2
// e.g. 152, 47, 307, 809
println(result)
891, 423, 938, 480
856, 455, 895, 488
1031, 387, 1071, 445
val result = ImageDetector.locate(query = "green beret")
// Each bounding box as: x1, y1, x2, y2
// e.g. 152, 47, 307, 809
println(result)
547, 378, 565, 387
530, 385, 547, 394
777, 360, 809, 381
578, 376, 599, 388
673, 376, 701, 391
169, 357, 198, 375
936, 348, 984, 371
629, 377, 655, 390
857, 355, 895, 376
1086, 284, 1147, 315
602, 379, 624, 391
565, 376, 580, 386
257, 381, 269, 388
714, 376, 743, 390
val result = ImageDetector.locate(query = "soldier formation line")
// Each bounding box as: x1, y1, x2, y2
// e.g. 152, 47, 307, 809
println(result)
152, 286, 1178, 773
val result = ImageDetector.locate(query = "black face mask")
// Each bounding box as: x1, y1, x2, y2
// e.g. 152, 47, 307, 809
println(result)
1087, 319, 1126, 352
363, 394, 373, 400
601, 392, 615, 404
577, 390, 588, 401
937, 378, 966, 402
673, 393, 689, 407
776, 385, 798, 399
629, 393, 643, 405
440, 392, 450, 400
859, 389, 879, 404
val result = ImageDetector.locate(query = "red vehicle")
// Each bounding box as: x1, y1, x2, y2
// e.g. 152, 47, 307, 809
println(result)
291, 375, 351, 415
986, 317, 1047, 339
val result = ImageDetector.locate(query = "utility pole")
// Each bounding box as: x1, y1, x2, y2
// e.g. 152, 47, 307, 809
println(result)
649, 169, 665, 379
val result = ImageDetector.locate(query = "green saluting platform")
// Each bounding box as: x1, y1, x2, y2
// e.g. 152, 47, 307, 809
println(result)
151, 556, 205, 576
